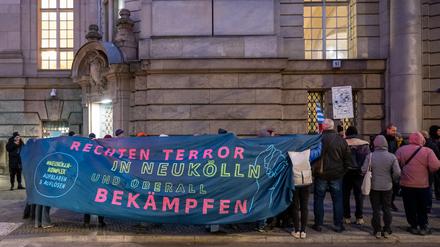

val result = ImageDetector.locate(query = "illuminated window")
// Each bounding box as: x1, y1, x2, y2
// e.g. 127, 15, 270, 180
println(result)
304, 0, 349, 59
40, 0, 74, 70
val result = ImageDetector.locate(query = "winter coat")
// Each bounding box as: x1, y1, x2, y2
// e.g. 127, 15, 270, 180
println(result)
6, 137, 23, 169
346, 136, 370, 171
362, 135, 400, 191
396, 132, 440, 188
316, 129, 352, 180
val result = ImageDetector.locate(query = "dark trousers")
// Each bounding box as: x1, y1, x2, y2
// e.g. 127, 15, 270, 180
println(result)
434, 172, 440, 199
84, 214, 105, 224
391, 181, 400, 205
314, 177, 343, 227
369, 190, 392, 233
9, 167, 22, 187
401, 186, 430, 229
292, 185, 311, 232
343, 170, 364, 219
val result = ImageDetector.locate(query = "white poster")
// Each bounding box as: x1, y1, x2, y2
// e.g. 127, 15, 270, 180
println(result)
332, 86, 354, 119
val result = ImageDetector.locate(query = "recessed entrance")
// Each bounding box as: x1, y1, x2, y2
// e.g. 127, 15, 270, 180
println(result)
89, 100, 113, 138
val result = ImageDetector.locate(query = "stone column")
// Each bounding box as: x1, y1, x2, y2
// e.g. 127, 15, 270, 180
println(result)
388, 0, 422, 135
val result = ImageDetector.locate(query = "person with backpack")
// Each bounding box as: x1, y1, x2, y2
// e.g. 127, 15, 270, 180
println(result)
343, 126, 370, 225
396, 132, 440, 235
362, 135, 401, 239
288, 142, 321, 239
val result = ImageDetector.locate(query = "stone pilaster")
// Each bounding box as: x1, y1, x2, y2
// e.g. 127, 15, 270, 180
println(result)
388, 0, 422, 135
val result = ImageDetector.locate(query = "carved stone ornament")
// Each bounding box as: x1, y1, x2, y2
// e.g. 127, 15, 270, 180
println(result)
87, 51, 108, 94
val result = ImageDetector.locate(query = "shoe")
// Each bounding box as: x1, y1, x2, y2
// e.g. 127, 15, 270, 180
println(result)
334, 225, 345, 233
17, 185, 25, 190
311, 224, 322, 232
382, 231, 391, 238
407, 227, 419, 235
291, 231, 300, 239
375, 232, 382, 239
300, 231, 307, 239
391, 203, 398, 212
42, 224, 54, 229
344, 217, 351, 224
356, 218, 365, 225
256, 228, 266, 233
420, 228, 432, 236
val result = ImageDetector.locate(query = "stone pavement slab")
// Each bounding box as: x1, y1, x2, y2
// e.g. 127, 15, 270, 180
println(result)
1, 175, 440, 245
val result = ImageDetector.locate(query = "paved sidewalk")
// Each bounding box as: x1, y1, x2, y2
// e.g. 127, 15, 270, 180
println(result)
1, 175, 440, 246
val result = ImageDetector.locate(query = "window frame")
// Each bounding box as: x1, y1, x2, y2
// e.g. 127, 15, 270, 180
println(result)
38, 0, 74, 71
304, 0, 350, 59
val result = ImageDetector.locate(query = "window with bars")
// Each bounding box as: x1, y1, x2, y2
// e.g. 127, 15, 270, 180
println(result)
307, 91, 325, 133
304, 0, 349, 59
39, 0, 74, 70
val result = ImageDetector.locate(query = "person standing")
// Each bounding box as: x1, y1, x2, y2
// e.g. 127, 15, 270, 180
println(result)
6, 132, 25, 190
396, 132, 440, 235
428, 125, 440, 200
312, 119, 352, 233
362, 135, 400, 239
343, 126, 370, 225
115, 128, 124, 137
380, 123, 400, 211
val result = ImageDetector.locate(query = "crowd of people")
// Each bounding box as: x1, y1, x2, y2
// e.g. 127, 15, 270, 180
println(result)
6, 121, 440, 238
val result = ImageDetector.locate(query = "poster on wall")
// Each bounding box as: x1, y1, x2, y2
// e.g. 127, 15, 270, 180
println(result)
332, 86, 354, 119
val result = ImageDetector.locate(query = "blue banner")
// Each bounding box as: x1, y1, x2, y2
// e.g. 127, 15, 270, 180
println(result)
21, 133, 321, 224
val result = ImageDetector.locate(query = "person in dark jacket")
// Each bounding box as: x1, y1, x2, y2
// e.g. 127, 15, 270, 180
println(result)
421, 130, 440, 212
380, 123, 400, 211
428, 125, 440, 200
343, 126, 370, 225
6, 132, 25, 190
312, 119, 352, 233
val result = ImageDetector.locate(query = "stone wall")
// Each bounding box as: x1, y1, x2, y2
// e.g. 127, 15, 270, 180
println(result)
130, 59, 385, 137
422, 0, 440, 130
0, 78, 82, 174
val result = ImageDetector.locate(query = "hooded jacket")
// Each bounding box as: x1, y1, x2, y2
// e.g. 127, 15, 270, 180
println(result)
317, 129, 352, 180
362, 135, 400, 191
396, 132, 440, 188
380, 130, 398, 154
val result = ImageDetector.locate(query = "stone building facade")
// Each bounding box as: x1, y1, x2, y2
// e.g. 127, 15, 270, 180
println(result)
0, 0, 439, 173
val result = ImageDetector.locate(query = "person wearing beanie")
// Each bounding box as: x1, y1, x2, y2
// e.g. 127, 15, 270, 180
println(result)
6, 132, 25, 190
362, 135, 400, 238
115, 129, 124, 137
88, 133, 96, 139
218, 128, 228, 134
68, 131, 75, 136
343, 126, 370, 226
136, 132, 146, 137
396, 132, 440, 235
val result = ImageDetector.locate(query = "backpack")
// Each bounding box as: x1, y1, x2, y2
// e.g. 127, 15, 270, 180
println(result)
349, 145, 364, 170
289, 149, 312, 186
